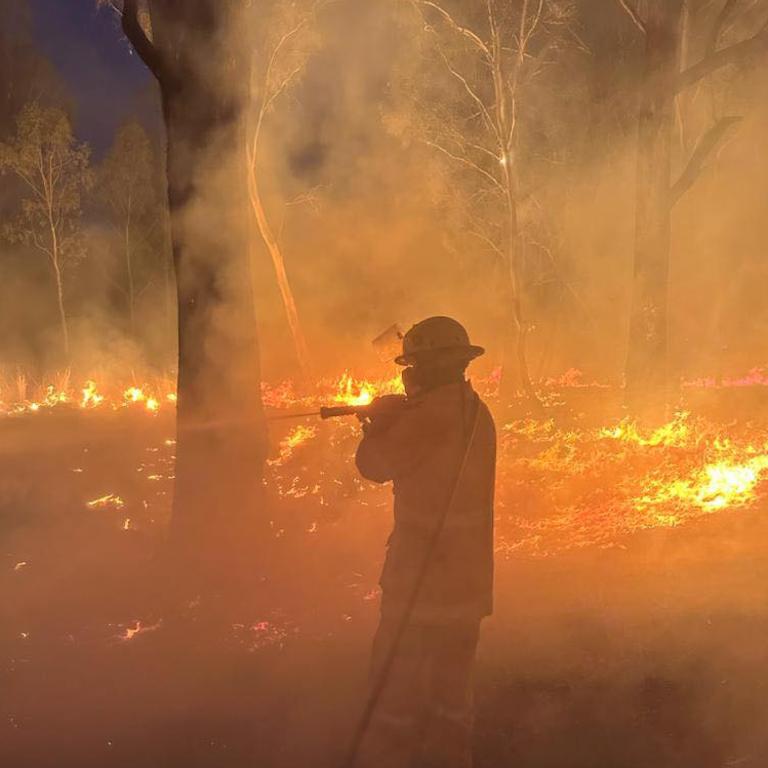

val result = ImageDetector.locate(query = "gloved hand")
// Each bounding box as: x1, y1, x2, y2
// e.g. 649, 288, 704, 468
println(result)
359, 394, 407, 433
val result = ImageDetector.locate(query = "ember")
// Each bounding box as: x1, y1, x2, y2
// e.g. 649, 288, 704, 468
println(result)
86, 494, 125, 510
117, 620, 163, 642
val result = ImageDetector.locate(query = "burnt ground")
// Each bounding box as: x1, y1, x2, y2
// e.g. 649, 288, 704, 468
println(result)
2, 403, 768, 768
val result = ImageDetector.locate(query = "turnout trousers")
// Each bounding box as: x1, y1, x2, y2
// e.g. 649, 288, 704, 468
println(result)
357, 617, 481, 768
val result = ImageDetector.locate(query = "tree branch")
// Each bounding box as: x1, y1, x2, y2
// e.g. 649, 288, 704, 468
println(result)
469, 228, 505, 260
614, 0, 647, 36
706, 0, 739, 56
423, 139, 504, 192
122, 0, 165, 81
262, 65, 303, 116
433, 45, 501, 145
521, 0, 545, 52
677, 19, 768, 91
415, 0, 491, 58
670, 115, 741, 205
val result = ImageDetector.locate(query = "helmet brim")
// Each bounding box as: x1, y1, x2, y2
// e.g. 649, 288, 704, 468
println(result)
395, 344, 485, 367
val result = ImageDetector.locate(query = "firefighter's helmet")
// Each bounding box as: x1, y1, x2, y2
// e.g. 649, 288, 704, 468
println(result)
395, 316, 485, 366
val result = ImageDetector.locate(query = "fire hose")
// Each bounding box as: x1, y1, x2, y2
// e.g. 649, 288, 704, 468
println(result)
341, 391, 481, 768
266, 404, 377, 421
176, 401, 408, 433
266, 398, 410, 422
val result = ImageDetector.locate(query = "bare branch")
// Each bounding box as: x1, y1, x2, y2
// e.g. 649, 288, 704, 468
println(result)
250, 15, 312, 168
433, 45, 501, 145
262, 65, 303, 116
416, 0, 491, 57
469, 229, 505, 260
263, 20, 309, 94
423, 139, 505, 192
122, 0, 165, 81
614, 0, 647, 36
29, 229, 54, 260
706, 0, 739, 56
677, 18, 768, 91
521, 0, 546, 52
670, 116, 741, 205
466, 141, 503, 164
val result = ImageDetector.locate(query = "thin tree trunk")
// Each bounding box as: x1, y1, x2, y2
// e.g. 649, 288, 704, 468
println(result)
499, 175, 539, 406
52, 257, 69, 358
47, 210, 69, 358
247, 172, 311, 377
490, 8, 540, 408
125, 209, 135, 333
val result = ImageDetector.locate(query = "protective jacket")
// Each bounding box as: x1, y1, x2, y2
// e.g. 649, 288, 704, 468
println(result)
355, 380, 496, 623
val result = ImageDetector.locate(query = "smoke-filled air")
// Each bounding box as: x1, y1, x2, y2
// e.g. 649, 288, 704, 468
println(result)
2, 0, 768, 766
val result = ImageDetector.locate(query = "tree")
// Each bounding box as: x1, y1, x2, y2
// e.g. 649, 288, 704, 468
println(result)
246, 2, 321, 378
99, 121, 158, 333
404, 0, 576, 406
0, 103, 92, 358
615, 0, 768, 412
103, 0, 268, 572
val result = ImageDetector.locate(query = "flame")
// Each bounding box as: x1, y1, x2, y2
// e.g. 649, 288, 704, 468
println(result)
86, 494, 125, 510
334, 372, 377, 406
333, 371, 403, 406
635, 453, 768, 514
123, 386, 162, 413
80, 380, 104, 408
0, 370, 410, 417
270, 424, 318, 465
118, 619, 162, 642
600, 412, 690, 447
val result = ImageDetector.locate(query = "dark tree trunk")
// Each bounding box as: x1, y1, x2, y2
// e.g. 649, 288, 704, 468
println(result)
625, 0, 683, 416
124, 1, 267, 581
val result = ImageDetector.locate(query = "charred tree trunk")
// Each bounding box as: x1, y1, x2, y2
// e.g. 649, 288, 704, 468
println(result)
625, 1, 683, 415
123, 1, 267, 579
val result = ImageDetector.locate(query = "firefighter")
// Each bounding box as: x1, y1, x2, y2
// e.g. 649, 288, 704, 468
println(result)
354, 316, 496, 768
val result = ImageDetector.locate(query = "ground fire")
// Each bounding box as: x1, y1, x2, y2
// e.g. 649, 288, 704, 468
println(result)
4, 368, 768, 556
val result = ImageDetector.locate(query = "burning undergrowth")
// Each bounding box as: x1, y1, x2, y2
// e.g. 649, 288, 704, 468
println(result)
3, 367, 768, 562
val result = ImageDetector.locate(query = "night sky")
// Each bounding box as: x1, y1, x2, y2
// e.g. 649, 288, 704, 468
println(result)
28, 0, 153, 155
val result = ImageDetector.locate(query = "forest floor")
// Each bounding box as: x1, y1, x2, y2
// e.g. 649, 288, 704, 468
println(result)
2, 388, 768, 767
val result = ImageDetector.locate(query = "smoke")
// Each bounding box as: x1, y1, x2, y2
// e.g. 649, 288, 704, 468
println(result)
246, 0, 768, 382
3, 0, 767, 386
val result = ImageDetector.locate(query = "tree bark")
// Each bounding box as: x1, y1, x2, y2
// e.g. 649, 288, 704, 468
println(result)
52, 258, 69, 358
625, 0, 683, 415
47, 205, 69, 358
498, 173, 539, 408
125, 1, 267, 579
125, 210, 135, 333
